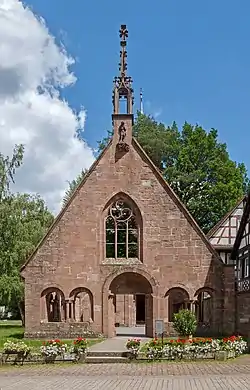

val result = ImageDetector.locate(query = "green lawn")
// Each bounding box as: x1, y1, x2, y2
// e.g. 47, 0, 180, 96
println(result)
0, 320, 103, 352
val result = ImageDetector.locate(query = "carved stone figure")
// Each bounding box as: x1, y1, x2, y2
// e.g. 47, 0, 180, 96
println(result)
118, 121, 126, 143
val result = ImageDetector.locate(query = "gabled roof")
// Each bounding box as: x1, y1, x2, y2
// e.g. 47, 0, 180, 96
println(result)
21, 136, 222, 274
20, 140, 112, 273
207, 197, 246, 249
132, 139, 221, 262
231, 192, 250, 260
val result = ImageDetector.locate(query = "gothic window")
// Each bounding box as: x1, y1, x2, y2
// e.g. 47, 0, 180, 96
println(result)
106, 200, 139, 259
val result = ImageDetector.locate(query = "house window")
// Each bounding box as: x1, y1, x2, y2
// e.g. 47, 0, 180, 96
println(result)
238, 254, 250, 279
105, 200, 138, 259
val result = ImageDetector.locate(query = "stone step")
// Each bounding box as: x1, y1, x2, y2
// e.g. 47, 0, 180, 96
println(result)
85, 356, 128, 364
87, 351, 127, 358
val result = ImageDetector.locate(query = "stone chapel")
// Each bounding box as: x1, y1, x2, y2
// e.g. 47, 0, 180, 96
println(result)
21, 25, 237, 339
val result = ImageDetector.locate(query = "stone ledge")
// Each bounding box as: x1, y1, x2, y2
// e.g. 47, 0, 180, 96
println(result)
24, 330, 103, 339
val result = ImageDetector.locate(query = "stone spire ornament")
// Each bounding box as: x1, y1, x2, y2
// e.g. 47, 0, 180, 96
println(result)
112, 24, 133, 153
112, 24, 134, 116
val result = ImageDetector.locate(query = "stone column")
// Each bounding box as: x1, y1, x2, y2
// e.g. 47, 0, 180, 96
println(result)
190, 300, 196, 314
74, 297, 80, 322
132, 295, 136, 327
145, 294, 153, 337
124, 294, 134, 327
164, 295, 169, 322
61, 300, 66, 322
65, 300, 70, 322
116, 295, 124, 325
108, 291, 116, 338
40, 295, 46, 322
124, 295, 129, 327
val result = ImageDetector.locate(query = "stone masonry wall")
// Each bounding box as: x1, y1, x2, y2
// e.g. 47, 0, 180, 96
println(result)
22, 116, 226, 338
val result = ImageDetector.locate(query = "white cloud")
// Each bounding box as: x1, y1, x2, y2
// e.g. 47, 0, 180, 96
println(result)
145, 101, 162, 119
0, 0, 95, 213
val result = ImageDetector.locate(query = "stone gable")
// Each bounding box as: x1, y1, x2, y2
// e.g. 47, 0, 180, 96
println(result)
22, 134, 225, 337
22, 137, 221, 289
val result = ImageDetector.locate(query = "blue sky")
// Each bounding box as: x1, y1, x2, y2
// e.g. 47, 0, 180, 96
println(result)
26, 0, 250, 170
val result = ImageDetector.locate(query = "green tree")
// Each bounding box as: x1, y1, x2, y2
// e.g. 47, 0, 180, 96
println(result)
0, 144, 24, 198
62, 169, 87, 207
98, 113, 248, 232
0, 146, 53, 324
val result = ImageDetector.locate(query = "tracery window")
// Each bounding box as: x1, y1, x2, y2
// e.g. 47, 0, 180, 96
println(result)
106, 200, 138, 258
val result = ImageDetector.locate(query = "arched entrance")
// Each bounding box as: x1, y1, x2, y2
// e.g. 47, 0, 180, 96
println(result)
106, 272, 154, 337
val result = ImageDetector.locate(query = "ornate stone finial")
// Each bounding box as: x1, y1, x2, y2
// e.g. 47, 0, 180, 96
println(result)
119, 24, 128, 79
112, 25, 134, 115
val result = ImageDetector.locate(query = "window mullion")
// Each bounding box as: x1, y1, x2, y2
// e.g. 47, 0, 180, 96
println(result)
126, 221, 128, 258
115, 221, 117, 258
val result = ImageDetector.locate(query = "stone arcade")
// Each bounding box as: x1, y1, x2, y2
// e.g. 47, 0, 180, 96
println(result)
21, 25, 237, 339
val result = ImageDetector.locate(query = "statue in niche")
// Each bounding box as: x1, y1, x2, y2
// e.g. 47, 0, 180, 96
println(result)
118, 121, 126, 143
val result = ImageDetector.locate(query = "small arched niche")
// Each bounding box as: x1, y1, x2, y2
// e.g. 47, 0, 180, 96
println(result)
103, 193, 143, 262
41, 287, 65, 323
69, 287, 94, 323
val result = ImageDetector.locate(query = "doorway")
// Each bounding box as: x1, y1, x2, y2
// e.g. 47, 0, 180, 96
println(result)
107, 272, 153, 337
136, 294, 145, 324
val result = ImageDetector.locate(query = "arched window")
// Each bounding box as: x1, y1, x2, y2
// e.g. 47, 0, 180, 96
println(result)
41, 287, 65, 323
69, 287, 94, 323
106, 200, 138, 258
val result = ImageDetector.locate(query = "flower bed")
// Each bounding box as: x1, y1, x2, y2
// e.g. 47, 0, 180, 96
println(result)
70, 337, 88, 361
2, 340, 31, 365
126, 338, 141, 358
3, 340, 31, 356
144, 336, 247, 360
0, 338, 92, 364
40, 339, 68, 362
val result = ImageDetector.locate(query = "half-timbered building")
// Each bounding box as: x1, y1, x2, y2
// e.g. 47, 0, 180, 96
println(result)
231, 193, 250, 335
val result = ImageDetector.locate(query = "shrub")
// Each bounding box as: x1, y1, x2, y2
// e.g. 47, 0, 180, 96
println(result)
173, 309, 197, 337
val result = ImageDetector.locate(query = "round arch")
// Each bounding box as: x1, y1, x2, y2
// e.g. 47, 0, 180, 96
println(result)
164, 286, 190, 323
194, 287, 214, 327
41, 286, 65, 299
194, 287, 215, 298
165, 287, 190, 300
102, 267, 159, 296
41, 285, 65, 298
69, 287, 94, 322
69, 287, 93, 298
110, 272, 153, 295
40, 287, 65, 323
102, 268, 159, 338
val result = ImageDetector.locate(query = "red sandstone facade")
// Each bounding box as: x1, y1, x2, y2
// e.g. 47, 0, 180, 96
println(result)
21, 25, 236, 339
